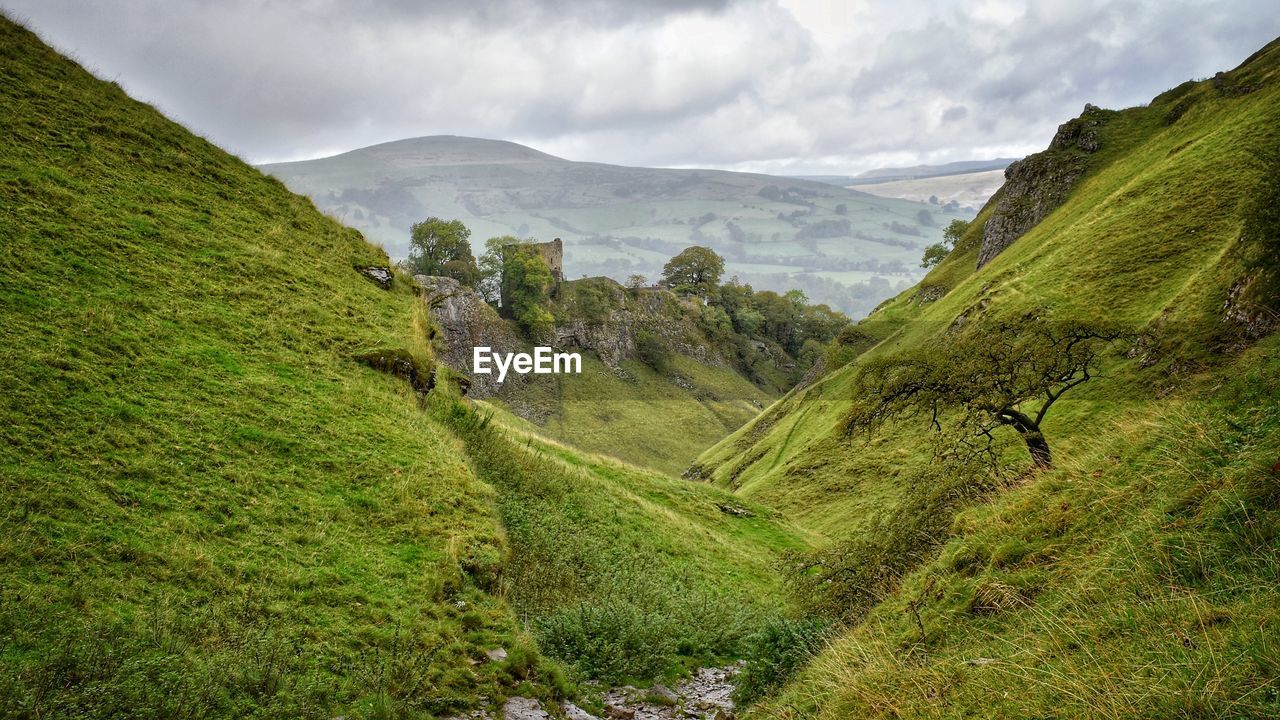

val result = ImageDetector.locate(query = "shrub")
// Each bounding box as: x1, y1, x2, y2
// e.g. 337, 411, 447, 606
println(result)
733, 616, 831, 704
634, 330, 672, 374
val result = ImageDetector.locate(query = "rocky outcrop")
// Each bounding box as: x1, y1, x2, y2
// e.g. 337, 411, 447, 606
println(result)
1223, 273, 1280, 344
976, 104, 1111, 269
551, 280, 729, 372
357, 266, 393, 289
913, 285, 947, 304
414, 275, 522, 397
353, 347, 434, 394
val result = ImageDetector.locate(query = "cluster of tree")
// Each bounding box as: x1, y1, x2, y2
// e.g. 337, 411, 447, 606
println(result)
795, 218, 852, 241
404, 220, 854, 353
883, 220, 922, 237
403, 217, 478, 284
920, 219, 970, 269
401, 218, 555, 338
660, 246, 851, 358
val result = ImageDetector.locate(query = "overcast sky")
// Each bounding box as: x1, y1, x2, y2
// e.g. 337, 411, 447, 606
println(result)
4, 0, 1276, 174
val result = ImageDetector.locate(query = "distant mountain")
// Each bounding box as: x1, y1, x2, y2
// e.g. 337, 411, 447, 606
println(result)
793, 159, 1017, 188
261, 136, 972, 317
851, 158, 1017, 183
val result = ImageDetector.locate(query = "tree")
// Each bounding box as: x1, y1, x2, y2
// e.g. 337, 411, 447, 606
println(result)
626, 274, 648, 294
661, 246, 724, 298
477, 235, 520, 305
406, 217, 477, 285
843, 315, 1133, 469
500, 243, 555, 338
753, 290, 801, 352
920, 243, 949, 268
943, 219, 969, 245
920, 219, 971, 269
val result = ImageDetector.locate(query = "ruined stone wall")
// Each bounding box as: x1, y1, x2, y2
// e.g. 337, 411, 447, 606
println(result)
530, 238, 563, 283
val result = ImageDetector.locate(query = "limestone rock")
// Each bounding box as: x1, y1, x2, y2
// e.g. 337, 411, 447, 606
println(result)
503, 697, 550, 720
913, 285, 947, 304
414, 275, 522, 398
564, 703, 601, 720
976, 104, 1111, 269
358, 266, 393, 289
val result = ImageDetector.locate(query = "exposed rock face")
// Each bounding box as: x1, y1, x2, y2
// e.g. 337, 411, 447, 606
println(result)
976, 104, 1110, 269
353, 347, 434, 394
554, 315, 637, 369
502, 697, 551, 720
357, 266, 393, 289
599, 663, 741, 720
913, 285, 947, 304
441, 664, 741, 720
552, 282, 729, 372
414, 275, 522, 397
1223, 273, 1280, 344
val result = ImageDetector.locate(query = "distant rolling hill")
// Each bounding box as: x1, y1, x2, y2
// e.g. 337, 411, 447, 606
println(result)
261, 136, 972, 316
793, 157, 1015, 187
850, 157, 1016, 183
855, 168, 1008, 212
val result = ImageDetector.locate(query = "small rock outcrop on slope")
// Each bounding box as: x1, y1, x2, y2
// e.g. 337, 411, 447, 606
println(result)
414, 275, 522, 397
976, 104, 1111, 269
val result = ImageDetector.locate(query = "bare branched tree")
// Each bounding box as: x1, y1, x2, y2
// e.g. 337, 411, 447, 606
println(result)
843, 314, 1135, 469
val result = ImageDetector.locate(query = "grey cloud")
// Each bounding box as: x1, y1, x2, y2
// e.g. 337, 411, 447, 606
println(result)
2, 0, 1277, 173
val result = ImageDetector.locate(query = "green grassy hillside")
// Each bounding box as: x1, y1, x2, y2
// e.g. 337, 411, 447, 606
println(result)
490, 352, 776, 475
0, 16, 806, 718
694, 39, 1280, 717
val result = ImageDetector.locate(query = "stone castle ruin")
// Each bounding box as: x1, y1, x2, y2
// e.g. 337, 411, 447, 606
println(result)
526, 237, 563, 283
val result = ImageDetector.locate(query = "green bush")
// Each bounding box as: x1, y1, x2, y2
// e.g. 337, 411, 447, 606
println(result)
635, 330, 672, 374
733, 616, 831, 705
783, 465, 998, 622
536, 600, 678, 683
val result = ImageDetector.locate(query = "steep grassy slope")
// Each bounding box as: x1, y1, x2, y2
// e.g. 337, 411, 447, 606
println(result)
439, 399, 812, 683
0, 17, 806, 718
491, 352, 776, 475
0, 16, 526, 717
694, 40, 1280, 717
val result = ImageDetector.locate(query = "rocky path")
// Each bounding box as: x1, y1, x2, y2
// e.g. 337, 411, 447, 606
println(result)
450, 663, 742, 720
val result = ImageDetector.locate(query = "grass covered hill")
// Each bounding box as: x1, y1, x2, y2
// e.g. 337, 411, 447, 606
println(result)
694, 37, 1280, 717
261, 136, 972, 317
0, 16, 808, 718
